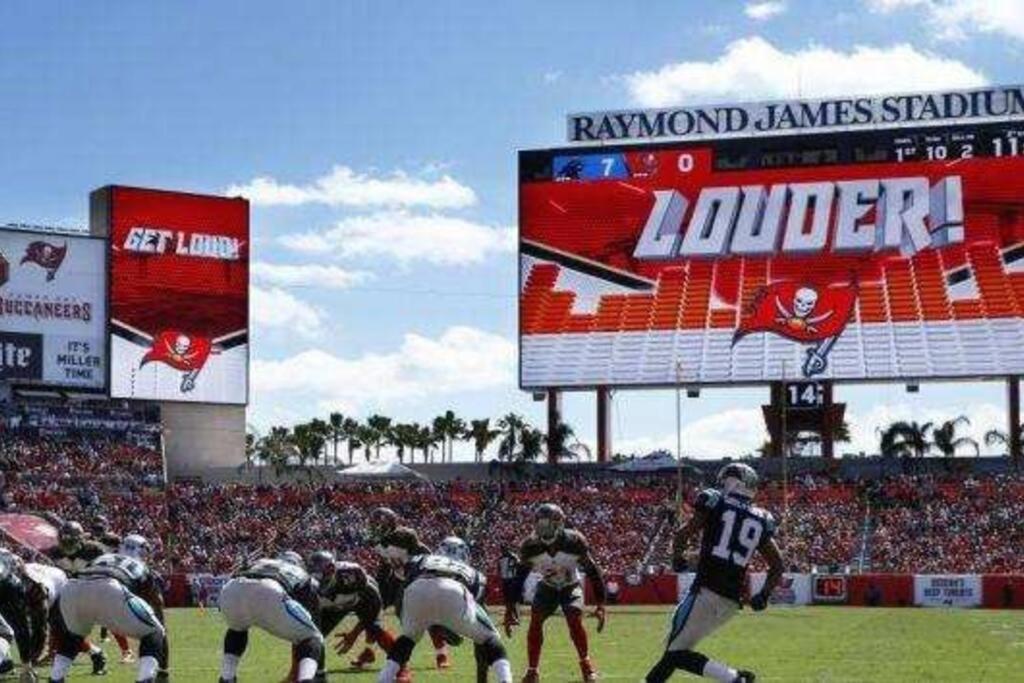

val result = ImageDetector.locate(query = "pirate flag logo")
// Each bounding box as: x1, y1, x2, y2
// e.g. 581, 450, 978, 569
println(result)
141, 330, 214, 393
21, 241, 67, 281
733, 280, 858, 377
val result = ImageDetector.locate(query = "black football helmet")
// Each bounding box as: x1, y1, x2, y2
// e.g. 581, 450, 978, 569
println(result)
308, 550, 336, 583
535, 503, 565, 543
58, 521, 84, 554
369, 507, 399, 541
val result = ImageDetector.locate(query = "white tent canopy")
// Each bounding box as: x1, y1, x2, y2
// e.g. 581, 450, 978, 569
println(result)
336, 460, 427, 480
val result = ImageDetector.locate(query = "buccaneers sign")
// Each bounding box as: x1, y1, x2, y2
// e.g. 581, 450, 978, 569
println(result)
519, 120, 1024, 388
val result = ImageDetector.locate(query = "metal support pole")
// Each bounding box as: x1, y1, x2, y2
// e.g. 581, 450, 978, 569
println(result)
596, 386, 611, 463
546, 389, 562, 464
1009, 377, 1021, 466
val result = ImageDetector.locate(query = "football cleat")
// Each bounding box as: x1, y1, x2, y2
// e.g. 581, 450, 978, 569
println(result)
580, 657, 599, 682
396, 667, 413, 683
120, 651, 135, 664
435, 651, 451, 669
520, 669, 540, 683
734, 671, 756, 683
90, 650, 107, 676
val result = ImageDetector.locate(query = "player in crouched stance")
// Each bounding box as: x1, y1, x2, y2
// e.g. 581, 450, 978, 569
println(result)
645, 464, 785, 683
217, 554, 323, 683
48, 535, 168, 683
377, 552, 513, 683
0, 548, 58, 682
505, 504, 606, 683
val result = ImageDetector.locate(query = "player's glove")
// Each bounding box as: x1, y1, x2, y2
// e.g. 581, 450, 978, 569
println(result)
591, 604, 607, 633
503, 605, 520, 638
749, 591, 769, 612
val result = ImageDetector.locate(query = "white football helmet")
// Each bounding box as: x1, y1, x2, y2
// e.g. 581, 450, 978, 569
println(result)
119, 534, 150, 561
437, 536, 470, 563
716, 463, 759, 498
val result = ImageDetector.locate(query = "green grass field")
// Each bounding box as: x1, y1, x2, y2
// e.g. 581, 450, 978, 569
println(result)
53, 606, 1023, 682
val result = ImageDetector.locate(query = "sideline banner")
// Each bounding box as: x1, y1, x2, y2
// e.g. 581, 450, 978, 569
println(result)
913, 574, 982, 607
749, 572, 812, 606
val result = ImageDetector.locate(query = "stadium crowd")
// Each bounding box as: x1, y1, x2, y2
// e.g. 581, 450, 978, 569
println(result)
2, 408, 1024, 578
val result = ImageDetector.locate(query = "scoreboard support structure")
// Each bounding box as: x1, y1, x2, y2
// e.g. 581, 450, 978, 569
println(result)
546, 389, 562, 464
596, 387, 611, 463
1009, 377, 1021, 465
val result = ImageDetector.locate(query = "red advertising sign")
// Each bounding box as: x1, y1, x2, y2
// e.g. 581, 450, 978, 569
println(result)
519, 123, 1024, 388
97, 186, 249, 403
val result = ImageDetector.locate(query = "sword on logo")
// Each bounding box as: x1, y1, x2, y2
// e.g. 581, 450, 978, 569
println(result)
803, 335, 838, 377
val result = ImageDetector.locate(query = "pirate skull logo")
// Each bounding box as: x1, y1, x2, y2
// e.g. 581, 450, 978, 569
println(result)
776, 286, 833, 333
173, 334, 192, 357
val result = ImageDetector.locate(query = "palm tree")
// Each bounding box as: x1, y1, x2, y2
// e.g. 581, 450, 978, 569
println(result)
412, 424, 440, 463
356, 424, 378, 461
468, 418, 501, 463
291, 422, 328, 468
432, 410, 466, 463
328, 412, 346, 465
256, 425, 298, 478
366, 415, 393, 460
932, 415, 979, 457
877, 420, 932, 458
547, 421, 589, 461
342, 417, 361, 465
519, 427, 545, 462
497, 413, 527, 462
307, 418, 331, 465
389, 423, 420, 463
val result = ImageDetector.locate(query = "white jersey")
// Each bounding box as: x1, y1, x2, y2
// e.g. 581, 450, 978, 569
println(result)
25, 563, 67, 609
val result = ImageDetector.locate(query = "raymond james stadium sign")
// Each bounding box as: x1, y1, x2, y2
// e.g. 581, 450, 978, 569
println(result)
566, 84, 1024, 143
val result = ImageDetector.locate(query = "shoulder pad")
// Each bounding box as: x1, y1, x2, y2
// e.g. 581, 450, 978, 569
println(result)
519, 537, 544, 560
562, 529, 589, 552
756, 508, 777, 536
695, 488, 721, 511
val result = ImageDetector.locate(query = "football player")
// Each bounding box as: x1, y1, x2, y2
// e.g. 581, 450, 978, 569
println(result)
377, 553, 512, 683
305, 551, 407, 680
217, 554, 323, 683
368, 507, 453, 669
505, 504, 606, 683
644, 463, 785, 683
48, 534, 168, 683
0, 548, 50, 681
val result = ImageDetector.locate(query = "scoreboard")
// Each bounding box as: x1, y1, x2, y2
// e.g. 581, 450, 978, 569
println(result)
519, 117, 1024, 389
522, 121, 1024, 180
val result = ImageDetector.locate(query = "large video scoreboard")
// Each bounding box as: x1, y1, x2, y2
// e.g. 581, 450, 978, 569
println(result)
519, 117, 1024, 389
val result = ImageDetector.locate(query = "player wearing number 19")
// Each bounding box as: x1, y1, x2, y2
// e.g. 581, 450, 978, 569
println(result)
645, 464, 785, 683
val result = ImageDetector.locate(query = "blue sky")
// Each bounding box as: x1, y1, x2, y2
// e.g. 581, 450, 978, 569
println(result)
1, 0, 1022, 459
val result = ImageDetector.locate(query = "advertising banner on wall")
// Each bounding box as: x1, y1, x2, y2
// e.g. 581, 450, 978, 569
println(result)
749, 572, 812, 606
0, 229, 106, 388
520, 118, 1024, 389
913, 574, 982, 608
95, 186, 249, 404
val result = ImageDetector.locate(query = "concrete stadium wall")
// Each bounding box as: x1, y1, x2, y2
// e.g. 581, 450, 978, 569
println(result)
160, 402, 245, 478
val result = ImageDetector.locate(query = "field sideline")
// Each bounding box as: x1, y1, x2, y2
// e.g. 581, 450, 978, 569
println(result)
53, 606, 1022, 682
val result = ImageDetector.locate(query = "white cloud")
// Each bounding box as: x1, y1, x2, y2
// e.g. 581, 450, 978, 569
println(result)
250, 285, 324, 338
867, 0, 1024, 42
279, 211, 516, 266
745, 1, 787, 20
613, 408, 768, 460
845, 401, 1006, 456
252, 326, 515, 409
624, 36, 987, 106
250, 262, 372, 290
226, 165, 476, 209
543, 70, 563, 84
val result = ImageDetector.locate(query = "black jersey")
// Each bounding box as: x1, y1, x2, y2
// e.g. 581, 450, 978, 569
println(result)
405, 554, 486, 600
76, 553, 157, 596
693, 488, 776, 603
46, 539, 107, 574
320, 561, 381, 612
